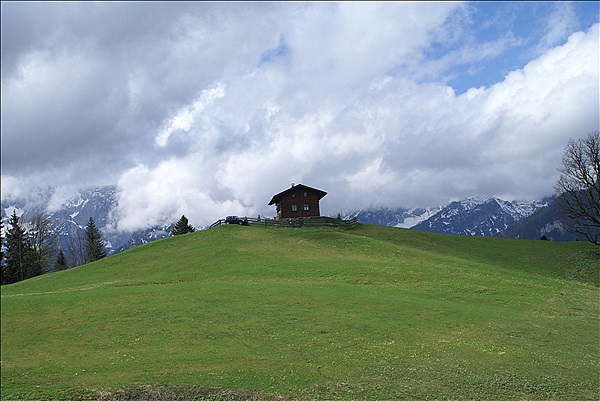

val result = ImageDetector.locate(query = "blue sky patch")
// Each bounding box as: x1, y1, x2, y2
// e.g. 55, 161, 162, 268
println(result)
259, 35, 289, 65
426, 2, 599, 93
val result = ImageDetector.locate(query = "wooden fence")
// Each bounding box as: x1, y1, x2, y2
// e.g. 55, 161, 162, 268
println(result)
209, 216, 358, 229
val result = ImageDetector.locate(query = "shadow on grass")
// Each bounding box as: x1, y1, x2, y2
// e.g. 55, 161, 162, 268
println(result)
560, 249, 600, 286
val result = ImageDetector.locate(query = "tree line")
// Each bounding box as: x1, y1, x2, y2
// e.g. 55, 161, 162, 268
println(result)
1, 130, 597, 284
0, 213, 106, 284
0, 213, 196, 285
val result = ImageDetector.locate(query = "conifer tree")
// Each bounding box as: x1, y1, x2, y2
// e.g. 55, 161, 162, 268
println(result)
85, 217, 106, 263
0, 219, 4, 271
2, 211, 31, 284
172, 215, 195, 235
55, 248, 69, 271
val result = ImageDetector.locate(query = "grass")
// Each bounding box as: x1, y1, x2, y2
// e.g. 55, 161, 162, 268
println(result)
1, 224, 598, 400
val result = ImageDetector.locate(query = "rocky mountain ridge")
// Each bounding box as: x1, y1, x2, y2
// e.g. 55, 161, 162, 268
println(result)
410, 196, 550, 237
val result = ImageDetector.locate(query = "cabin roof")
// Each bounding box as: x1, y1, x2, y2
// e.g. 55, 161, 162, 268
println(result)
268, 184, 327, 205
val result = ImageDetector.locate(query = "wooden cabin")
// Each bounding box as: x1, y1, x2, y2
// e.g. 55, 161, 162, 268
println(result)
268, 184, 327, 219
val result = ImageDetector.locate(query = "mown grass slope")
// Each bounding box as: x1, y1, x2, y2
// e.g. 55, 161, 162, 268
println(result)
1, 224, 598, 400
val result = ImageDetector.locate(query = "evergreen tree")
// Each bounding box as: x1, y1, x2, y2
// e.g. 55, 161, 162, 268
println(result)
172, 215, 195, 235
85, 217, 106, 263
2, 211, 31, 284
55, 248, 69, 271
0, 219, 5, 271
24, 241, 44, 279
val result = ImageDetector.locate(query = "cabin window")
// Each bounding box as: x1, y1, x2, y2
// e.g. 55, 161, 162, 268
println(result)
303, 204, 310, 211
303, 192, 308, 197
291, 193, 295, 198
291, 204, 298, 212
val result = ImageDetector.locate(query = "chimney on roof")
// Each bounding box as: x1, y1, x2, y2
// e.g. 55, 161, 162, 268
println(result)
291, 183, 295, 187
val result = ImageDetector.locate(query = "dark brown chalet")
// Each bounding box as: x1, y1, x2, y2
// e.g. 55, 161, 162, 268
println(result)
268, 184, 327, 219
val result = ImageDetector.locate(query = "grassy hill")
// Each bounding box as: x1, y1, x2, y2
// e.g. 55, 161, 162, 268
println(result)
1, 224, 598, 400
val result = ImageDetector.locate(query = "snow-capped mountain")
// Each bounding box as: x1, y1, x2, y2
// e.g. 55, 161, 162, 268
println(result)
502, 197, 585, 241
344, 207, 441, 228
0, 186, 172, 266
411, 197, 549, 236
1, 185, 572, 273
45, 186, 123, 254
346, 197, 551, 237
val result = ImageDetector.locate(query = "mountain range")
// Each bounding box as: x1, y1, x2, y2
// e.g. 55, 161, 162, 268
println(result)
1, 185, 582, 267
1, 186, 172, 266
346, 196, 582, 241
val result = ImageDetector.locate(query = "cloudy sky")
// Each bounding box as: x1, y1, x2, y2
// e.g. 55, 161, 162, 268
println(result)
2, 2, 599, 231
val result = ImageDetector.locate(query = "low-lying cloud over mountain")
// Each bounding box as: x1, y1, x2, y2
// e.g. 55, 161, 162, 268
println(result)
1, 186, 577, 269
2, 3, 598, 232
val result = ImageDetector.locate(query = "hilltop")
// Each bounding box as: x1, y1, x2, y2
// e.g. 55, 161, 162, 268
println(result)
1, 186, 573, 271
1, 224, 598, 400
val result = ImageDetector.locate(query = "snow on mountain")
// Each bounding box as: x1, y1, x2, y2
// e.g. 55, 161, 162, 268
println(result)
346, 196, 549, 238
411, 196, 549, 236
392, 207, 442, 229
0, 186, 172, 266
1, 185, 561, 272
502, 198, 586, 241
344, 206, 441, 228
3, 206, 25, 219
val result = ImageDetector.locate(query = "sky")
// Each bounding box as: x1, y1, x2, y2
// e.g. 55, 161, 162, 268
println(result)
1, 1, 599, 231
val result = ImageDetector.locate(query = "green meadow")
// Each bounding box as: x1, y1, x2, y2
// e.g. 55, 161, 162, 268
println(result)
1, 224, 598, 400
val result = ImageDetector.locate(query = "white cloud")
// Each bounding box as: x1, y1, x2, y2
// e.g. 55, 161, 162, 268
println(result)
536, 2, 579, 54
110, 157, 249, 231
0, 176, 26, 199
155, 83, 226, 147
46, 186, 80, 212
111, 23, 597, 229
1, 3, 598, 231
